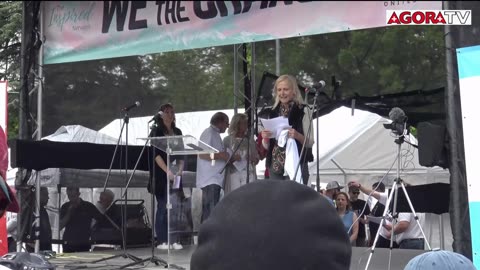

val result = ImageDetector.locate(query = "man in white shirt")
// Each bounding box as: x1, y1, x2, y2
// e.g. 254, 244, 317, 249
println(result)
196, 112, 240, 223
350, 180, 425, 250
348, 180, 399, 248
384, 212, 425, 250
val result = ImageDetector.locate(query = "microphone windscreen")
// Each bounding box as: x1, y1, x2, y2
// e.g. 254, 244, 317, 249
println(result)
389, 107, 405, 123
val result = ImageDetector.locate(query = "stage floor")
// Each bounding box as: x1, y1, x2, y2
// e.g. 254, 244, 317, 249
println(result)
49, 245, 425, 270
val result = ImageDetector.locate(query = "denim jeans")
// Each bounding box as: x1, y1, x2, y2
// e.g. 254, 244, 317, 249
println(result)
155, 193, 182, 244
201, 184, 221, 223
155, 194, 168, 244
399, 238, 424, 250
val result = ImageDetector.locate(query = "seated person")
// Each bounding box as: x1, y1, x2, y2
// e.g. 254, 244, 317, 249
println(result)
96, 189, 115, 214
60, 187, 102, 252
94, 189, 121, 230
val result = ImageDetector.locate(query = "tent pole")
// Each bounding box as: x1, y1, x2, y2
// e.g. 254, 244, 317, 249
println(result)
330, 159, 347, 186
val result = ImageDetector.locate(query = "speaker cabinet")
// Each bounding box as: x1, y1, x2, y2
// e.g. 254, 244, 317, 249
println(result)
417, 121, 449, 169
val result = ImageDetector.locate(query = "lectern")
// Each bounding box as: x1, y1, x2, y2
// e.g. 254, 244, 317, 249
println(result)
140, 135, 218, 269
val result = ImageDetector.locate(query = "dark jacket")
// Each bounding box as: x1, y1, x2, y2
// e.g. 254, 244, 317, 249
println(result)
265, 103, 313, 169
148, 126, 185, 198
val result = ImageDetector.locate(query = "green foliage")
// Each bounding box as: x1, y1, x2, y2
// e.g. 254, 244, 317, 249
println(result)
0, 3, 446, 136
0, 1, 22, 138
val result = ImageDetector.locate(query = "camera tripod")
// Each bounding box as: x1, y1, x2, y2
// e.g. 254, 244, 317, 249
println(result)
364, 135, 431, 270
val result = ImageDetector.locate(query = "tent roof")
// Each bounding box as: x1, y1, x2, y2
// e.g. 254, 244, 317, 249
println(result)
98, 109, 245, 145
304, 106, 449, 187
44, 125, 119, 144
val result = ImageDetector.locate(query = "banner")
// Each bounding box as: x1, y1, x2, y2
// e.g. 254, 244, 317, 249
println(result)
457, 45, 480, 269
43, 1, 441, 64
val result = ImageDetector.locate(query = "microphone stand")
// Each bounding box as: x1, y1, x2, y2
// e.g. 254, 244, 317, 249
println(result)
292, 90, 317, 185
219, 136, 246, 175
315, 101, 320, 191
88, 110, 142, 265
119, 123, 174, 269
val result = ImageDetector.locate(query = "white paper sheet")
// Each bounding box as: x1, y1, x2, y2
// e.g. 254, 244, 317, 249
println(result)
173, 175, 181, 189
260, 117, 291, 139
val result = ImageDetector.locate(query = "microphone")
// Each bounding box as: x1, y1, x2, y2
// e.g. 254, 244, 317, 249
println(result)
384, 107, 407, 135
148, 111, 163, 123
122, 101, 141, 111
305, 80, 326, 94
389, 107, 406, 123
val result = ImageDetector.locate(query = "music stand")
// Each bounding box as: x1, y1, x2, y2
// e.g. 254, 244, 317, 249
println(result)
125, 135, 218, 270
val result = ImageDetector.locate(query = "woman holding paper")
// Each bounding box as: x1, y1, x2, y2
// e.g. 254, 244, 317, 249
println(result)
260, 74, 314, 184
223, 113, 260, 194
148, 103, 185, 250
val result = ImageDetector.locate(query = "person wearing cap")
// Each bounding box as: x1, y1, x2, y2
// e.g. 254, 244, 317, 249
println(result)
348, 185, 370, 247
348, 180, 396, 248
404, 249, 476, 270
324, 180, 344, 206
190, 180, 352, 270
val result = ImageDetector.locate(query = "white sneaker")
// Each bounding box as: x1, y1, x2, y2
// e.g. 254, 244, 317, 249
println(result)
156, 243, 169, 250
172, 243, 183, 250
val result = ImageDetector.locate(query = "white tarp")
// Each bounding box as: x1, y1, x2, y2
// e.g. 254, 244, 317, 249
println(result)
99, 109, 244, 146
306, 106, 450, 187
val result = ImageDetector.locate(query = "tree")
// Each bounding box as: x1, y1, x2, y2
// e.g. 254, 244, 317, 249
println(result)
0, 1, 22, 138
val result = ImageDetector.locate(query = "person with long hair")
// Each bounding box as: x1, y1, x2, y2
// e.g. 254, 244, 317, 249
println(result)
260, 75, 314, 184
336, 191, 358, 245
223, 113, 259, 194
148, 103, 185, 250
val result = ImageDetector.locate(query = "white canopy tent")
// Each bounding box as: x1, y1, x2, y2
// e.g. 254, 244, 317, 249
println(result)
305, 106, 450, 187
98, 109, 245, 146
303, 106, 452, 250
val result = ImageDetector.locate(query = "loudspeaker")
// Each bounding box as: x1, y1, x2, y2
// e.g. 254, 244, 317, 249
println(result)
417, 121, 449, 169
0, 252, 55, 270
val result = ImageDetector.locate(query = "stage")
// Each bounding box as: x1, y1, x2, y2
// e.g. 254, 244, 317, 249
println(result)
48, 245, 425, 270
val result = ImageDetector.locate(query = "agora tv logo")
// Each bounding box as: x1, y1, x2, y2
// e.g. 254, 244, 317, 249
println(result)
386, 10, 471, 25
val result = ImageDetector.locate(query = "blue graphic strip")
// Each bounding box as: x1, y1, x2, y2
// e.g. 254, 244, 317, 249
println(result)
457, 45, 480, 79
